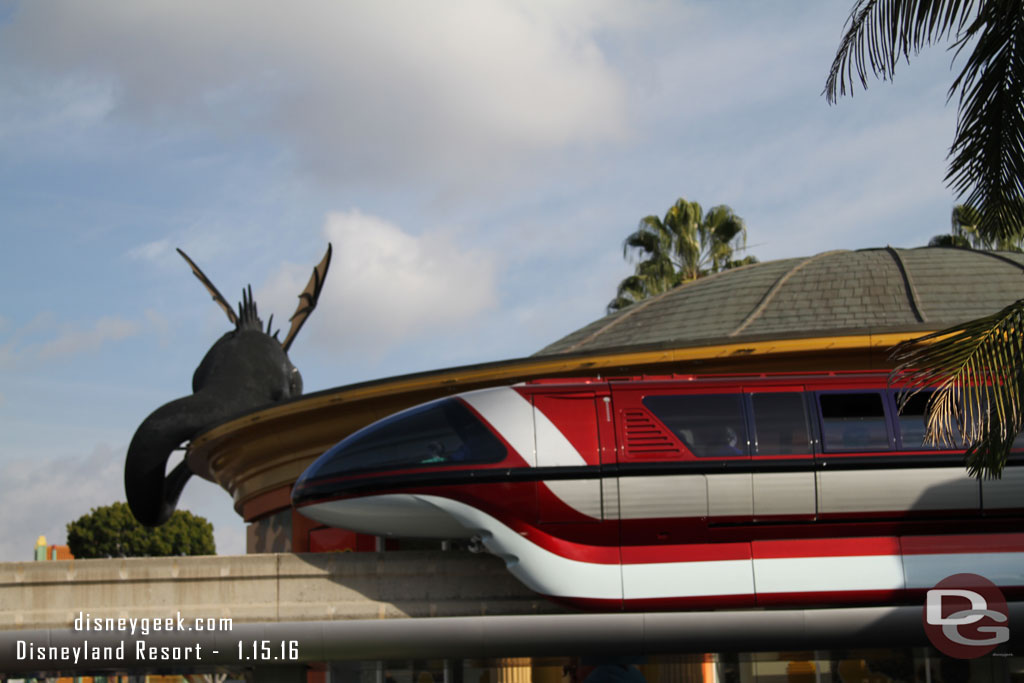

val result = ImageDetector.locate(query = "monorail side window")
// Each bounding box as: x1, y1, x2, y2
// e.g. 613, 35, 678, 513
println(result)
750, 392, 812, 455
896, 389, 1019, 450
896, 391, 936, 449
819, 392, 891, 452
643, 394, 748, 457
894, 391, 965, 450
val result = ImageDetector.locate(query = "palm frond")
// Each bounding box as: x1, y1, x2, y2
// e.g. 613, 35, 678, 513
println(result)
946, 1, 1024, 244
891, 297, 1024, 477
928, 233, 973, 247
607, 276, 649, 313
704, 207, 747, 272
623, 229, 661, 260
635, 257, 677, 294
825, 0, 977, 103
931, 203, 1024, 249
952, 203, 981, 231
675, 232, 702, 280
725, 255, 759, 269
606, 295, 635, 314
706, 208, 746, 245
826, 1, 1024, 247
666, 199, 703, 233
666, 199, 703, 276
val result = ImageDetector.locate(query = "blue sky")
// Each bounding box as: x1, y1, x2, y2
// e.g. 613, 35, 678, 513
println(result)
0, 1, 963, 559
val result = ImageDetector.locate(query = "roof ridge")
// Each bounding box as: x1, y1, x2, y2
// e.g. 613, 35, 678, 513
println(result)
729, 250, 846, 337
884, 246, 926, 323
972, 248, 1024, 272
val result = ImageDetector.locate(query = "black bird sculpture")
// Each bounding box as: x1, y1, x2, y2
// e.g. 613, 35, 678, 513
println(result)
125, 245, 332, 526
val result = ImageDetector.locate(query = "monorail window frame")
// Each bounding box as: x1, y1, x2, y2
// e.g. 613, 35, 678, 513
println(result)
743, 388, 815, 458
640, 391, 751, 459
814, 389, 897, 454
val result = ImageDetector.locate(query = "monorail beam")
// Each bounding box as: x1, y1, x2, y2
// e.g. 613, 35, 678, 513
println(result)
4, 605, 1022, 674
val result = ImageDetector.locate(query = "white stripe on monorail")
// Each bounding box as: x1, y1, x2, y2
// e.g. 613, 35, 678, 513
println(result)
753, 554, 905, 594
459, 388, 538, 465
461, 387, 602, 520
622, 559, 754, 599
6, 606, 1024, 674
904, 552, 1024, 588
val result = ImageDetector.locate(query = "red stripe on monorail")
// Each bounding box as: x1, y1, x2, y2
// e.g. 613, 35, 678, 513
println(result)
621, 542, 751, 564
900, 533, 1024, 555
621, 593, 757, 610
565, 594, 757, 611
752, 537, 900, 559
514, 522, 621, 564
752, 534, 1024, 560
755, 588, 904, 607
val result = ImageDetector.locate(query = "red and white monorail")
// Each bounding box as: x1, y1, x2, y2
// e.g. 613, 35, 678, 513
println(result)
292, 371, 1024, 610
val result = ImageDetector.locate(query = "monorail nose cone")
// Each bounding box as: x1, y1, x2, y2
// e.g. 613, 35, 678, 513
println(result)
292, 396, 507, 507
296, 494, 477, 539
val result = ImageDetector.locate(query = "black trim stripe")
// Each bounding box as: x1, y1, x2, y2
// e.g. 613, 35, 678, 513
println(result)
293, 454, 1024, 505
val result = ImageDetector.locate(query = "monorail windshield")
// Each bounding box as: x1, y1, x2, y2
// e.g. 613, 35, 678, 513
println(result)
298, 398, 507, 482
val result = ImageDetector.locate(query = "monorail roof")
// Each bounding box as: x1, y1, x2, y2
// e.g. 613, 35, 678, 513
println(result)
537, 247, 1024, 356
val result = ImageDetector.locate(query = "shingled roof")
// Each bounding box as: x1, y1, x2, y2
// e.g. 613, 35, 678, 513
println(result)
537, 247, 1024, 356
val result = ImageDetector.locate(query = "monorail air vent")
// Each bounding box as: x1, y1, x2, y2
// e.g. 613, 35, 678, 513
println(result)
622, 410, 679, 455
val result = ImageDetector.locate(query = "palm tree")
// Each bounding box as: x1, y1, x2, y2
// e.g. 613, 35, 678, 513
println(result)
929, 204, 1024, 251
607, 199, 756, 313
826, 0, 1024, 244
891, 300, 1024, 478
828, 1, 1024, 476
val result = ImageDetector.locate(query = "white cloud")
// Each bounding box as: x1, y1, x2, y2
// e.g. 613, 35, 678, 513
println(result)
144, 308, 172, 347
37, 316, 140, 360
0, 71, 116, 155
0, 312, 53, 366
2, 0, 631, 191
258, 210, 497, 356
127, 238, 172, 262
0, 313, 142, 366
715, 106, 957, 258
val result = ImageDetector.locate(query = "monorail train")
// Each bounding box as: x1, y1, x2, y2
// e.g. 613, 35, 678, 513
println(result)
291, 372, 1024, 611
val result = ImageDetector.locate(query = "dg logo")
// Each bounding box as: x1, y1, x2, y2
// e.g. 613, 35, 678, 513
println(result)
924, 573, 1009, 659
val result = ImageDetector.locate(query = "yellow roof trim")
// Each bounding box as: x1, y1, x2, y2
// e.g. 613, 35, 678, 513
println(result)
190, 330, 927, 448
